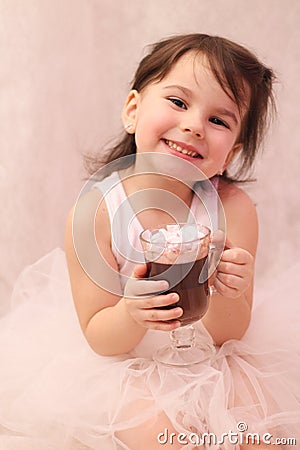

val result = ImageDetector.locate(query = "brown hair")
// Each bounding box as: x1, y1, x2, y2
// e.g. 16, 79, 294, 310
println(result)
85, 33, 276, 182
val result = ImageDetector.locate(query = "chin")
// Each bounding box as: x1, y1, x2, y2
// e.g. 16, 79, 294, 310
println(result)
140, 152, 209, 182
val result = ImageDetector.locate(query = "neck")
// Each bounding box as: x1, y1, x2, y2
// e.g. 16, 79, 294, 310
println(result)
120, 168, 194, 207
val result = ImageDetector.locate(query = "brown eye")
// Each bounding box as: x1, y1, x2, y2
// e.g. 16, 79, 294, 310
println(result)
168, 97, 187, 110
209, 117, 230, 129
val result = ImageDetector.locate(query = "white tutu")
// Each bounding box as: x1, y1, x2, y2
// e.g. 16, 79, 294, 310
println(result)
0, 248, 299, 449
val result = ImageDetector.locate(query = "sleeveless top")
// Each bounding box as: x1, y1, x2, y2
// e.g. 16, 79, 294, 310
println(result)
93, 171, 219, 291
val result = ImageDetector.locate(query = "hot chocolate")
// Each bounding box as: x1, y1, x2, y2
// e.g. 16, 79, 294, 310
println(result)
148, 256, 209, 326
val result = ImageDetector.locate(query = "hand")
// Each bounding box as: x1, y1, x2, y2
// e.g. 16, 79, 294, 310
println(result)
213, 239, 254, 299
124, 264, 183, 331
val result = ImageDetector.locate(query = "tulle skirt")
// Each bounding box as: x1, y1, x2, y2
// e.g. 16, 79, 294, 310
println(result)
0, 248, 299, 449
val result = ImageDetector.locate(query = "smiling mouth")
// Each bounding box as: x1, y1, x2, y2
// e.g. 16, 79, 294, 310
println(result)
164, 139, 203, 159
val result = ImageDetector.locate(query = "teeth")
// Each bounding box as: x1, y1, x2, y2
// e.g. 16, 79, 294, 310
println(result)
165, 140, 199, 158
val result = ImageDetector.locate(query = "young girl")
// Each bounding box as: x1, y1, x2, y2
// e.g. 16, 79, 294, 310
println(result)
0, 34, 299, 449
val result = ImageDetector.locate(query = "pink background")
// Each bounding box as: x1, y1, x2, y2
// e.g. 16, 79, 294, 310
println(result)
1, 0, 299, 314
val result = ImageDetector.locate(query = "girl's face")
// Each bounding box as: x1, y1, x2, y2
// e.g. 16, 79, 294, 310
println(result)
123, 52, 248, 179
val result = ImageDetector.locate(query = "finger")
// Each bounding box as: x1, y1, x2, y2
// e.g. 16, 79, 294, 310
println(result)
217, 261, 246, 278
141, 306, 183, 323
126, 292, 179, 310
144, 319, 181, 332
211, 230, 226, 245
220, 248, 252, 264
126, 294, 183, 331
125, 279, 169, 297
131, 264, 149, 279
224, 236, 235, 249
139, 293, 180, 309
216, 272, 246, 291
213, 276, 240, 298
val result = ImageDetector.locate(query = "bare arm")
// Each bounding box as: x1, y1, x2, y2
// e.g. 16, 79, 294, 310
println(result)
64, 190, 147, 356
202, 183, 258, 345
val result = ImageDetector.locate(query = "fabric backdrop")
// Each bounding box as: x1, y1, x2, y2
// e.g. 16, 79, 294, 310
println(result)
1, 0, 299, 314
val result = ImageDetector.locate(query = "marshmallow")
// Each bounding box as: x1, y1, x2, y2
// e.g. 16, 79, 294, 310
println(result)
145, 224, 208, 264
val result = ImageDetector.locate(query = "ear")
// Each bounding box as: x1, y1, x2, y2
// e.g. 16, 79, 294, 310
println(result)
122, 90, 140, 134
223, 143, 243, 169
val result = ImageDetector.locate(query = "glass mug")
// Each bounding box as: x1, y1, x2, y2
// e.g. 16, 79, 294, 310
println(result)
140, 223, 219, 366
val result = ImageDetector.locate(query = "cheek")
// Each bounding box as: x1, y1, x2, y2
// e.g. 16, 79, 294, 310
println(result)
137, 109, 173, 139
214, 133, 237, 154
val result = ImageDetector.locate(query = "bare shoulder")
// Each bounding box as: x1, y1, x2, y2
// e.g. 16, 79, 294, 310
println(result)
65, 186, 117, 274
65, 189, 110, 263
218, 180, 258, 256
65, 188, 109, 235
218, 180, 257, 218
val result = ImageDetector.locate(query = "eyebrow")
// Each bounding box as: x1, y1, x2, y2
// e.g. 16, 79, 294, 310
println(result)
163, 84, 239, 125
214, 108, 238, 126
163, 84, 192, 97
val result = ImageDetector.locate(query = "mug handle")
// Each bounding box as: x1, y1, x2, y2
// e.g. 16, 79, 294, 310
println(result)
198, 230, 226, 293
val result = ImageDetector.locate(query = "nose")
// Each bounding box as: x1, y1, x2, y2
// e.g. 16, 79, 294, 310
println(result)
181, 114, 204, 139
184, 127, 203, 138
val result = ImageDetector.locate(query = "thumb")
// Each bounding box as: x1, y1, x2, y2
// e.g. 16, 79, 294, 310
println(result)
211, 230, 234, 250
132, 263, 149, 279
211, 230, 227, 250
224, 237, 235, 250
